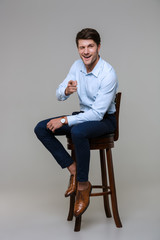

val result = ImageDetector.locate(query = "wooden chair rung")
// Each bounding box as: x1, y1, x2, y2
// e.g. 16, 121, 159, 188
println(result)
90, 190, 111, 197
91, 185, 111, 196
92, 185, 110, 189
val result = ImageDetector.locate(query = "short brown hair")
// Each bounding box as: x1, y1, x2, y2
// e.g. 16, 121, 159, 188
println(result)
76, 28, 101, 47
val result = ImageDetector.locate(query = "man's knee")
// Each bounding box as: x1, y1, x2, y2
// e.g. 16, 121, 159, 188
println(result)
34, 120, 47, 138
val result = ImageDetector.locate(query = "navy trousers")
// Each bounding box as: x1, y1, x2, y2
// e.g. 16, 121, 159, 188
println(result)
34, 113, 116, 182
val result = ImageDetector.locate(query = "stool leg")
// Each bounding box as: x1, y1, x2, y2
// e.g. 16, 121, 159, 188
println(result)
67, 149, 82, 231
67, 149, 76, 221
67, 194, 75, 221
99, 150, 112, 218
74, 216, 82, 232
106, 148, 122, 228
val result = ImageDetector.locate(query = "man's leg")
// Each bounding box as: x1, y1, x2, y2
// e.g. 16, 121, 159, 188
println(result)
71, 115, 116, 216
34, 117, 73, 169
71, 115, 116, 182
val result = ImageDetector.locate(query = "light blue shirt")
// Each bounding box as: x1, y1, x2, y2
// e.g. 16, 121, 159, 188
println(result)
56, 57, 118, 126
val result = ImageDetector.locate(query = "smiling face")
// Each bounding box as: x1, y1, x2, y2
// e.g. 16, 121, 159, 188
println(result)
77, 39, 101, 73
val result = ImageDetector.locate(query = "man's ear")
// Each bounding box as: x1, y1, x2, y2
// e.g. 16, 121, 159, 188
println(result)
98, 43, 101, 52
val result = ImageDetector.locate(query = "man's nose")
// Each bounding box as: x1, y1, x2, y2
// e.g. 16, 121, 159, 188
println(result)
84, 47, 89, 54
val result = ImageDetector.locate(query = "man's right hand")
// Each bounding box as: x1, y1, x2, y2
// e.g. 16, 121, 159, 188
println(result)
65, 80, 77, 96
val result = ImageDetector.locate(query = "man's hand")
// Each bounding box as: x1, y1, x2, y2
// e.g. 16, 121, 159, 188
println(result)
65, 80, 77, 96
46, 117, 68, 133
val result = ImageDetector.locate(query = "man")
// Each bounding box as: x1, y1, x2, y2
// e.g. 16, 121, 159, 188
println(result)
34, 28, 118, 217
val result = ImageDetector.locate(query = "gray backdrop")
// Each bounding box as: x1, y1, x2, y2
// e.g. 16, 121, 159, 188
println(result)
0, 0, 160, 239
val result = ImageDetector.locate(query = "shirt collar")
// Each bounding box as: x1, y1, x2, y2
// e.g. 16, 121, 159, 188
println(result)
80, 56, 103, 77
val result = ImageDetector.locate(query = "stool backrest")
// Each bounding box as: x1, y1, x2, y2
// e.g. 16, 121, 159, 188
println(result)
114, 92, 122, 141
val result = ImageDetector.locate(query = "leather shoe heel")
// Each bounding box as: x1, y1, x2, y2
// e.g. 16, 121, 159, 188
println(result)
65, 174, 76, 197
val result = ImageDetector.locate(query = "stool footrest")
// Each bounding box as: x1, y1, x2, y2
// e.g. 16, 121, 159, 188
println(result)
92, 185, 110, 189
90, 191, 111, 197
91, 185, 111, 197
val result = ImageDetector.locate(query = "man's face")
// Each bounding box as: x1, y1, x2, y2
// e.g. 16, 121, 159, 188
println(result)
77, 39, 101, 72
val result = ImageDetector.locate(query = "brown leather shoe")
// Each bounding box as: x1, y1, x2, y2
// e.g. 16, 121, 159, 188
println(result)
74, 182, 92, 217
65, 174, 76, 197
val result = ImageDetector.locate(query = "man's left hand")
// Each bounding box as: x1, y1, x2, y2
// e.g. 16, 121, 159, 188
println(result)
46, 117, 67, 133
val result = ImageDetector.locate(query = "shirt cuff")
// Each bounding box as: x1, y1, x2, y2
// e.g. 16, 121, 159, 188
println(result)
56, 87, 70, 101
67, 115, 78, 126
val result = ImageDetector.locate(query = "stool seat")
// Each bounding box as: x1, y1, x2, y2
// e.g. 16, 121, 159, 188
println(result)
66, 92, 122, 231
67, 134, 115, 150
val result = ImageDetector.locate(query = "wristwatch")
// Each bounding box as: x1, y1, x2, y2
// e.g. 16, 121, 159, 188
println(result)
60, 118, 66, 124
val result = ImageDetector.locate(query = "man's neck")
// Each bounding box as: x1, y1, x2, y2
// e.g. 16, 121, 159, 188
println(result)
86, 55, 100, 73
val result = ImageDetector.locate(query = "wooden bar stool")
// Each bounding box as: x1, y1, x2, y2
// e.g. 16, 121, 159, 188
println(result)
66, 92, 122, 231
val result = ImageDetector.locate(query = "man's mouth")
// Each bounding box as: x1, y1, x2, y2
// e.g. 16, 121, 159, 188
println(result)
83, 55, 91, 59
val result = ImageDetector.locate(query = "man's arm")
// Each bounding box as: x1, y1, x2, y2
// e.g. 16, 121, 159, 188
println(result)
56, 61, 77, 101
47, 62, 78, 131
46, 80, 77, 132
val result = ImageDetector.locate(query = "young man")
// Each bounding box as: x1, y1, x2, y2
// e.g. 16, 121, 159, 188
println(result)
34, 28, 118, 217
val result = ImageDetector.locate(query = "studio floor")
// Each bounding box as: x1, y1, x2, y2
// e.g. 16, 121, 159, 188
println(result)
0, 184, 159, 240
